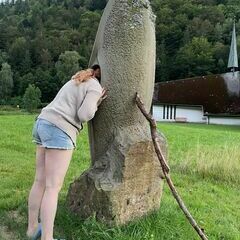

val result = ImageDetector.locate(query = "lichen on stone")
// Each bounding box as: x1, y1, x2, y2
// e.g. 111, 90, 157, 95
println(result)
132, 0, 150, 9
131, 13, 144, 27
125, 0, 156, 28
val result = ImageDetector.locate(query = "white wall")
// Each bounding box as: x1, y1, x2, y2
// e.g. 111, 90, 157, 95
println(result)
209, 117, 240, 126
153, 105, 206, 123
152, 105, 175, 122
153, 104, 240, 126
176, 106, 206, 123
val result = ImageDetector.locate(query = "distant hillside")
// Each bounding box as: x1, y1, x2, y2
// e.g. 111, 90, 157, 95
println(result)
0, 0, 239, 103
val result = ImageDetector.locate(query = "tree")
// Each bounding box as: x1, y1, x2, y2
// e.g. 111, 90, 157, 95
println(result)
213, 42, 229, 73
34, 67, 57, 102
156, 41, 169, 82
23, 84, 41, 112
0, 0, 239, 86
18, 72, 35, 96
187, 18, 214, 40
21, 50, 32, 74
14, 0, 30, 14
40, 49, 53, 69
0, 50, 8, 66
55, 50, 80, 85
47, 34, 71, 62
9, 37, 28, 71
86, 0, 107, 10
0, 62, 13, 102
78, 11, 101, 58
176, 37, 215, 77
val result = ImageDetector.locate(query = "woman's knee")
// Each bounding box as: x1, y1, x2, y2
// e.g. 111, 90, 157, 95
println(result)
33, 178, 46, 189
45, 181, 63, 192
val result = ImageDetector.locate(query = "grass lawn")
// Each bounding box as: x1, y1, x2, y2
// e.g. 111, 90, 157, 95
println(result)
0, 115, 239, 239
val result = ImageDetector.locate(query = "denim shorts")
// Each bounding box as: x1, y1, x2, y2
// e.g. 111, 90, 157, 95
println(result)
32, 118, 75, 150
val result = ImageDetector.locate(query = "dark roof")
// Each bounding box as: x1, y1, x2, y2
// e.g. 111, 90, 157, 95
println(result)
153, 72, 240, 114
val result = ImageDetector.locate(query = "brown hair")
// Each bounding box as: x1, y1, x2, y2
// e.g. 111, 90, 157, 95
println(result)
71, 69, 94, 84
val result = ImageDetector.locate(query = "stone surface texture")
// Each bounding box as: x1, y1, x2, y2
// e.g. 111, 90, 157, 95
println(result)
67, 0, 167, 225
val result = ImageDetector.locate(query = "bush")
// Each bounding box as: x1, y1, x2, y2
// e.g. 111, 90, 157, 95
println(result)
23, 84, 41, 113
9, 96, 23, 108
39, 102, 49, 108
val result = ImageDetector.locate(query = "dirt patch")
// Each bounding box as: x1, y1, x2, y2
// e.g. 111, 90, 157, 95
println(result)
0, 225, 17, 240
8, 210, 25, 224
0, 210, 25, 239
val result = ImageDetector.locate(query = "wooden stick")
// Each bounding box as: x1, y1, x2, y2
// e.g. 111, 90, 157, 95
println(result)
135, 93, 208, 240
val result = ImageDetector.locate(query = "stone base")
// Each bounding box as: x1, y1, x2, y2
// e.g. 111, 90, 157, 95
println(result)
66, 135, 166, 225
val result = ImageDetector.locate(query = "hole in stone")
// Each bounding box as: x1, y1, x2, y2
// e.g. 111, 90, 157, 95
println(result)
127, 199, 130, 205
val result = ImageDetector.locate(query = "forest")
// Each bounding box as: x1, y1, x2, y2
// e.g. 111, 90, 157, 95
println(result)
0, 0, 239, 105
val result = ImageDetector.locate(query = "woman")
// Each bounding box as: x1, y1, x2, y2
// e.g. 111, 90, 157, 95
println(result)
26, 66, 107, 240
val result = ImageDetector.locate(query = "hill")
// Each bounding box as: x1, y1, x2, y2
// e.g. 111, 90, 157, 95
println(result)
0, 0, 239, 103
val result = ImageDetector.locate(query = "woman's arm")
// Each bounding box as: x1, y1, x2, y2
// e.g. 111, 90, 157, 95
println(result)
77, 90, 101, 122
77, 80, 106, 122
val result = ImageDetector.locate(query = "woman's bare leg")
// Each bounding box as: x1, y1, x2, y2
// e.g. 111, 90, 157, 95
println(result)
27, 146, 46, 237
40, 149, 73, 240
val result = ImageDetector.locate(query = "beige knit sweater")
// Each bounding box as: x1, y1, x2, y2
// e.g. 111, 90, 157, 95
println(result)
38, 78, 102, 146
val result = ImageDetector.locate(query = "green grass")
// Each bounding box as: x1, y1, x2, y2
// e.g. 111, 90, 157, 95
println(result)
160, 123, 240, 184
0, 106, 29, 116
0, 106, 41, 115
0, 116, 240, 239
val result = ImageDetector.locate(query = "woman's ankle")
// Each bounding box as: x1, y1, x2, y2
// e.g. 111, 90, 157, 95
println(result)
26, 222, 39, 237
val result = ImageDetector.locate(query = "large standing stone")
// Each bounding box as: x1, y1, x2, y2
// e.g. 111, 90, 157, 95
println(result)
67, 0, 167, 225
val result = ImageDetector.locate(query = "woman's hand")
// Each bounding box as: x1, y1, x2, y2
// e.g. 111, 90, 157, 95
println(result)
97, 88, 108, 106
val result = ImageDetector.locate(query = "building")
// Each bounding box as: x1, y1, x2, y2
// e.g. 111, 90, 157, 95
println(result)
152, 22, 240, 126
152, 72, 240, 125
